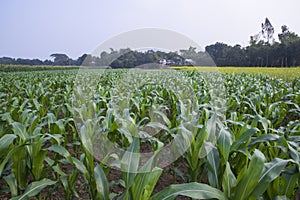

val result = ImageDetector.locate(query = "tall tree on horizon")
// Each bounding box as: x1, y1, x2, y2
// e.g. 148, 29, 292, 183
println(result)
278, 25, 300, 45
261, 18, 275, 45
260, 18, 275, 66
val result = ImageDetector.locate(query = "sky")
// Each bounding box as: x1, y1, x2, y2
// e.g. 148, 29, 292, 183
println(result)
0, 0, 299, 60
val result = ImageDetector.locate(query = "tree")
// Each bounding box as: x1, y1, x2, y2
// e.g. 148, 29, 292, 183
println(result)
226, 45, 247, 66
288, 40, 300, 66
50, 53, 70, 65
0, 57, 15, 65
76, 54, 88, 66
205, 43, 230, 66
278, 25, 300, 45
278, 26, 300, 67
250, 34, 262, 46
261, 18, 275, 45
253, 18, 275, 66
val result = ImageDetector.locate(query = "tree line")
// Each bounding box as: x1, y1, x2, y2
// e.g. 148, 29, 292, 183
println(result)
206, 18, 300, 67
1, 18, 299, 68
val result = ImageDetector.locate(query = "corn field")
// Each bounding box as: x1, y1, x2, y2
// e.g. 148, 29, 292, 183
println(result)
0, 68, 299, 199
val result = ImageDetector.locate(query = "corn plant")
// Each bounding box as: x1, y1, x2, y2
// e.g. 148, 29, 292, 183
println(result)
0, 68, 299, 199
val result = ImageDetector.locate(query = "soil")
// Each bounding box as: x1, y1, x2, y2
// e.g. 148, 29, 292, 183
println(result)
0, 141, 192, 200
1, 140, 299, 200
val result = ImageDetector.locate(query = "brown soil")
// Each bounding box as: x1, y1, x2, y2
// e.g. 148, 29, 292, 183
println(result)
2, 139, 299, 200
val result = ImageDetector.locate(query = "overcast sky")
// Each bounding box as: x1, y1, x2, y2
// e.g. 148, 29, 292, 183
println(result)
1, 0, 299, 59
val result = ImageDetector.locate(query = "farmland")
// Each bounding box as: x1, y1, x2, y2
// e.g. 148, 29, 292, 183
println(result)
0, 66, 299, 199
171, 66, 300, 81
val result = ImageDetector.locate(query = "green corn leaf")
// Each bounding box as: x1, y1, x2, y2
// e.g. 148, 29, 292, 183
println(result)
206, 114, 217, 142
48, 144, 73, 165
288, 144, 299, 169
231, 128, 259, 151
32, 98, 41, 110
0, 134, 17, 153
153, 110, 171, 127
118, 128, 133, 143
11, 122, 28, 141
11, 178, 56, 200
121, 137, 140, 189
69, 171, 80, 197
3, 173, 18, 197
185, 125, 206, 173
222, 162, 236, 197
282, 172, 299, 197
52, 164, 67, 176
60, 176, 70, 195
47, 113, 57, 124
150, 182, 228, 200
44, 157, 55, 167
1, 112, 13, 124
266, 177, 282, 198
206, 147, 220, 188
250, 134, 280, 146
44, 133, 63, 145
146, 122, 170, 132
217, 128, 232, 162
251, 158, 291, 197
131, 167, 163, 200
79, 121, 94, 155
236, 162, 247, 185
94, 164, 109, 200
258, 115, 270, 134
0, 147, 17, 176
12, 147, 28, 190
55, 119, 66, 134
20, 109, 32, 125
32, 149, 47, 180
72, 157, 89, 178
233, 149, 265, 200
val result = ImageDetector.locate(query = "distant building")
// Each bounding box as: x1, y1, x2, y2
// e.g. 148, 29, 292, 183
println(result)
159, 58, 195, 66
166, 60, 176, 65
184, 59, 196, 66
159, 59, 177, 65
159, 59, 167, 65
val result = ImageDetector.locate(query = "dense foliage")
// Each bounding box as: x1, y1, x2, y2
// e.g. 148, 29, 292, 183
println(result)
0, 68, 299, 199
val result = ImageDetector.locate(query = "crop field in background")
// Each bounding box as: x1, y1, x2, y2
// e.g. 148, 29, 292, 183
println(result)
171, 66, 300, 81
0, 66, 299, 199
0, 65, 80, 72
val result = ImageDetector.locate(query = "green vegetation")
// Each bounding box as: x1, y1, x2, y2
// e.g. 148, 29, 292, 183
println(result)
0, 68, 299, 199
171, 66, 300, 81
0, 65, 79, 72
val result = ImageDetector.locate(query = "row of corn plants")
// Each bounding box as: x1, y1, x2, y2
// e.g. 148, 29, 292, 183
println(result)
0, 68, 299, 199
